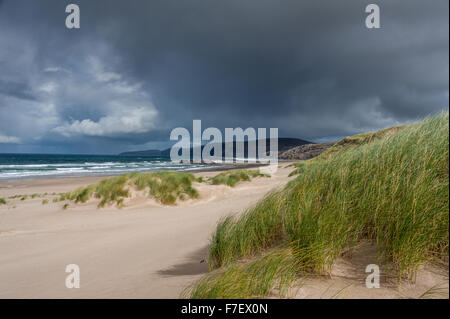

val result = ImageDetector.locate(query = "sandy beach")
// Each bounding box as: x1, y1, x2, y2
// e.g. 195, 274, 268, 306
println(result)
0, 165, 447, 299
0, 166, 293, 298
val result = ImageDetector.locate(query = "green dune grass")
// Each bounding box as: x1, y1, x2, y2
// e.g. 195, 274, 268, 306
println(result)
56, 169, 269, 208
186, 113, 449, 298
208, 169, 270, 187
58, 171, 199, 207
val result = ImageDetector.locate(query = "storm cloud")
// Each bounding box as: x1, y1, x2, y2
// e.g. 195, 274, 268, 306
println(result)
0, 0, 448, 154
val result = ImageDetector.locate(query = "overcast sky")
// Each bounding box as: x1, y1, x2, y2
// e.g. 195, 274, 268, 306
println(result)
0, 0, 448, 154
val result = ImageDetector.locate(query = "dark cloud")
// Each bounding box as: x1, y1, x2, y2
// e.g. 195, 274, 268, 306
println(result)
0, 80, 37, 101
0, 0, 448, 154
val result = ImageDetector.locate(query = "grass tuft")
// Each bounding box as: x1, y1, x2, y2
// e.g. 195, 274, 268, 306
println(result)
60, 171, 199, 207
129, 171, 199, 205
209, 169, 270, 187
185, 247, 299, 299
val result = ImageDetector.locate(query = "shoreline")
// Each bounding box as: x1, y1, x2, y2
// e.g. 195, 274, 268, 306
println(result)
0, 161, 280, 185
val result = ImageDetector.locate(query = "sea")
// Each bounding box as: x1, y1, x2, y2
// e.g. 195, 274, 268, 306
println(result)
0, 153, 218, 181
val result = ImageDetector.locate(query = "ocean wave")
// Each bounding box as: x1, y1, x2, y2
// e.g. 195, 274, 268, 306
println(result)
0, 160, 220, 180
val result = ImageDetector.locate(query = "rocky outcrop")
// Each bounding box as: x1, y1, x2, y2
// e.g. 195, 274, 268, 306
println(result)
279, 142, 334, 160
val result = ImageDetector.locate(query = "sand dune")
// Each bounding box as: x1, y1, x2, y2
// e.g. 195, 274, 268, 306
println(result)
0, 165, 447, 298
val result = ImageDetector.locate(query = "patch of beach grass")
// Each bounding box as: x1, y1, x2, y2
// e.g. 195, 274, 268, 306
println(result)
185, 247, 299, 299
311, 125, 404, 162
58, 169, 268, 209
208, 169, 270, 187
208, 191, 285, 269
8, 193, 46, 200
189, 113, 449, 298
60, 171, 199, 207
417, 283, 449, 299
94, 176, 129, 208
129, 171, 199, 205
0, 198, 6, 205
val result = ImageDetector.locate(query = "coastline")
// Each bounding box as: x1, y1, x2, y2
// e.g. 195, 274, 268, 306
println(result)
0, 161, 276, 184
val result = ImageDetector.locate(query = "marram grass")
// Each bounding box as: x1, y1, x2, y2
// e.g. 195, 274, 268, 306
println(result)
188, 113, 449, 298
57, 169, 269, 208
208, 169, 270, 187
59, 171, 199, 207
184, 247, 299, 299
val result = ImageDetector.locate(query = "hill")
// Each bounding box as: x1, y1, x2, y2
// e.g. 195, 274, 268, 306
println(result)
118, 138, 312, 158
